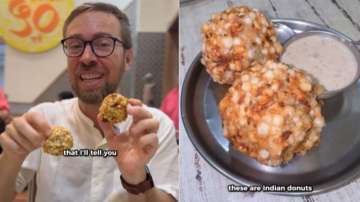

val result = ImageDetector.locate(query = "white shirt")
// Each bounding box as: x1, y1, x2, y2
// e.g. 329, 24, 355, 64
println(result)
15, 98, 179, 202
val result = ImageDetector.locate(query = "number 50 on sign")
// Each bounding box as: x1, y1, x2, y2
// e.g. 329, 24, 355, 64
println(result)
0, 0, 74, 53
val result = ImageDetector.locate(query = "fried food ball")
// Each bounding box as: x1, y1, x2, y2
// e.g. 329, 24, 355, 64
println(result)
43, 126, 73, 156
201, 6, 283, 84
219, 61, 325, 166
99, 93, 128, 123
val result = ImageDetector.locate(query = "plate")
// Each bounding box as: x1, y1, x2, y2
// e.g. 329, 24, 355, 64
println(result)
181, 18, 360, 195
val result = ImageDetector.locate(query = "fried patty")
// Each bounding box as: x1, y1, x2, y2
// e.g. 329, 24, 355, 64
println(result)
99, 93, 128, 123
43, 126, 73, 156
219, 61, 325, 166
201, 6, 283, 84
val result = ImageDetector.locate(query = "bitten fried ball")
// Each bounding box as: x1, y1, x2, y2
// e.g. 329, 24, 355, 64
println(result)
99, 93, 128, 123
43, 126, 73, 156
201, 6, 283, 84
219, 61, 325, 166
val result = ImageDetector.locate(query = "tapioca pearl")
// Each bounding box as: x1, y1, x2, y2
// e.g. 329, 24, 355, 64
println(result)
272, 115, 284, 126
241, 74, 250, 82
264, 70, 274, 80
244, 17, 252, 25
314, 117, 325, 128
233, 37, 241, 45
249, 12, 256, 20
261, 48, 268, 55
251, 77, 260, 85
223, 70, 233, 82
257, 122, 270, 137
259, 149, 270, 159
300, 81, 312, 92
231, 91, 240, 103
255, 37, 261, 45
222, 37, 232, 49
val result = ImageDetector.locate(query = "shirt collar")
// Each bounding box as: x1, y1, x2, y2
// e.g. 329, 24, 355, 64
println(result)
74, 98, 108, 148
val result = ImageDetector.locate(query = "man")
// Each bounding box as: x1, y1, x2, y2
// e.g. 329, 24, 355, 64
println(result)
0, 2, 178, 202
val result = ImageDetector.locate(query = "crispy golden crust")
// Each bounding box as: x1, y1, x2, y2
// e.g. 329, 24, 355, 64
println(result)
219, 61, 325, 166
43, 126, 73, 156
99, 93, 128, 123
201, 6, 283, 84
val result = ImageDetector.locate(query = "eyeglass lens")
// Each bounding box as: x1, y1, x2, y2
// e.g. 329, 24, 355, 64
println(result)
63, 37, 116, 57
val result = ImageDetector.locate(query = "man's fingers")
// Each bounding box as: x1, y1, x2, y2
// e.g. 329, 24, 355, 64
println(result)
127, 105, 152, 123
5, 124, 33, 152
96, 114, 117, 139
128, 98, 142, 106
0, 131, 28, 156
0, 132, 20, 151
25, 112, 52, 138
138, 133, 158, 154
0, 112, 50, 157
12, 117, 46, 147
130, 119, 159, 139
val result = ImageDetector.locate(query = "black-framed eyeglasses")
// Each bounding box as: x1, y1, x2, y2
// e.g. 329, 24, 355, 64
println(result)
61, 36, 124, 57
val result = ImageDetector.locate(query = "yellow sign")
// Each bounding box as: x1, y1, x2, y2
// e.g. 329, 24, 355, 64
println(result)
0, 8, 3, 37
0, 0, 74, 53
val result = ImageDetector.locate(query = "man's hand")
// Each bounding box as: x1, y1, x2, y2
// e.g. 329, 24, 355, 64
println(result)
0, 111, 51, 161
97, 99, 160, 185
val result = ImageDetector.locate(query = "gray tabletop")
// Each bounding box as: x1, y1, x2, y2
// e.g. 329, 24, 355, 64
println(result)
179, 0, 360, 201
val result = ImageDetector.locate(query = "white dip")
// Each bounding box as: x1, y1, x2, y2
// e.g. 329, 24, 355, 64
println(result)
281, 34, 357, 91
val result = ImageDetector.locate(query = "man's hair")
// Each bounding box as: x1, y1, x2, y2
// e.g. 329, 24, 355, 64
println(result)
63, 2, 132, 49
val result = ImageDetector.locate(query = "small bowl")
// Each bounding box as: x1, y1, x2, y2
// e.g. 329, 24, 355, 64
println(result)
281, 31, 360, 99
273, 22, 296, 44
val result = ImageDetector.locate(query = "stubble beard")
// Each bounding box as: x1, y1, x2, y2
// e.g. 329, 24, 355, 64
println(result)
70, 72, 122, 105
74, 82, 118, 104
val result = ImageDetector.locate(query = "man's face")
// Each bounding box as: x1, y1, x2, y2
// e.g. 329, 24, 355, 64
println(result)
64, 11, 132, 104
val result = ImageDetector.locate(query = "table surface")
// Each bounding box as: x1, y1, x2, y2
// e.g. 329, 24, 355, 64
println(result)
179, 0, 360, 201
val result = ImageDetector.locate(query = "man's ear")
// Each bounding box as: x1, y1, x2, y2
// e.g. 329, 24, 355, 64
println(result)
124, 49, 133, 71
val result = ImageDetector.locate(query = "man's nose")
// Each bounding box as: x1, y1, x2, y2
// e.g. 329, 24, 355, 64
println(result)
79, 43, 96, 64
